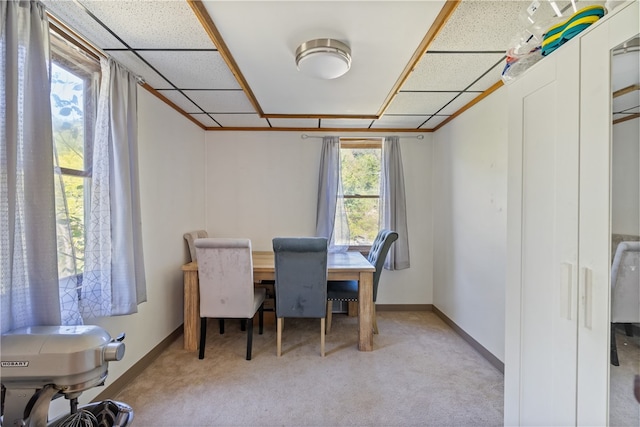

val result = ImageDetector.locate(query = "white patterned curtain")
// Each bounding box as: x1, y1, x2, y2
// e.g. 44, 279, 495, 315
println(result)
1, 0, 63, 333
315, 136, 350, 252
81, 57, 146, 318
380, 136, 410, 270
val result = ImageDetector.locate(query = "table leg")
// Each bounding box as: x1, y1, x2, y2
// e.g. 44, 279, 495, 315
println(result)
358, 271, 374, 351
183, 270, 200, 351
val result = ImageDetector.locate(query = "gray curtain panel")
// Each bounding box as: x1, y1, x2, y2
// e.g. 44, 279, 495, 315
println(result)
381, 136, 410, 270
1, 0, 62, 332
82, 58, 146, 318
315, 136, 349, 252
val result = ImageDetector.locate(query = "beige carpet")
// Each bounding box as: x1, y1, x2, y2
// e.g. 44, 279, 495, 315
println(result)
114, 311, 504, 426
610, 326, 640, 427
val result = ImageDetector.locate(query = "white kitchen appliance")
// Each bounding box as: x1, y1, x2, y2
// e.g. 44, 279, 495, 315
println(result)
1, 325, 131, 426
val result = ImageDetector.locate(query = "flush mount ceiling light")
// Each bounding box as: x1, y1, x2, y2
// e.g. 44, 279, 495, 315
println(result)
295, 38, 352, 80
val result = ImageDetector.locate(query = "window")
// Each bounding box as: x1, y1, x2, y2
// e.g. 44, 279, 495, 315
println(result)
340, 138, 382, 248
50, 31, 99, 280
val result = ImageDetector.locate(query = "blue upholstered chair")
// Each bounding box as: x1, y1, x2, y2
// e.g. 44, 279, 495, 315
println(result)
326, 229, 398, 334
195, 238, 266, 360
273, 237, 328, 357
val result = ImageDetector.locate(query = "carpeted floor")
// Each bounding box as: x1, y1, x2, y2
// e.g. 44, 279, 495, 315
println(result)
610, 325, 640, 427
114, 311, 504, 426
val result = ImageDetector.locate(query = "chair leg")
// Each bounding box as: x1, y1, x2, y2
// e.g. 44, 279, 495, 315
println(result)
373, 304, 379, 335
277, 318, 284, 357
199, 317, 207, 360
240, 319, 247, 331
326, 301, 333, 334
219, 319, 224, 334
611, 323, 620, 366
246, 316, 254, 360
624, 323, 634, 337
259, 305, 264, 335
321, 318, 326, 357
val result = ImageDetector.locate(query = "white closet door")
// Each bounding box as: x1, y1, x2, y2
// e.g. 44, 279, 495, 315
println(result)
577, 2, 639, 424
505, 41, 580, 426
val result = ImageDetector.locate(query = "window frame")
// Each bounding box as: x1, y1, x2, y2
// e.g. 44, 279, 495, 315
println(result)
339, 137, 383, 253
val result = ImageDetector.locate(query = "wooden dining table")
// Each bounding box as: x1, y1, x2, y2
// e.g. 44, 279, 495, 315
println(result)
181, 250, 376, 352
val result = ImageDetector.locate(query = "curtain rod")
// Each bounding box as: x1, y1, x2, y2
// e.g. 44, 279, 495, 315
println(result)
300, 134, 424, 140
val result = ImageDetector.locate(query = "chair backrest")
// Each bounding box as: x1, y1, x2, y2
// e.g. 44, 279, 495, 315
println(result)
184, 230, 208, 262
611, 241, 640, 323
273, 237, 328, 318
195, 238, 255, 319
368, 229, 399, 301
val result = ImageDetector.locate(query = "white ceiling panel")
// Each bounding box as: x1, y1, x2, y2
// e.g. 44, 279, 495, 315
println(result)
268, 118, 320, 128
370, 115, 429, 129
44, 0, 126, 49
201, 1, 446, 116
106, 51, 172, 89
156, 90, 200, 114
438, 92, 480, 115
183, 90, 255, 113
419, 114, 450, 129
468, 60, 506, 92
385, 92, 460, 115
190, 114, 221, 128
211, 114, 270, 128
429, 0, 524, 51
321, 119, 376, 129
77, 0, 213, 49
139, 51, 240, 90
404, 53, 506, 91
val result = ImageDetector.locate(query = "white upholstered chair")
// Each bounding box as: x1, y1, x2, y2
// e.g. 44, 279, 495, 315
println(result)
183, 230, 208, 262
195, 238, 266, 360
610, 241, 640, 366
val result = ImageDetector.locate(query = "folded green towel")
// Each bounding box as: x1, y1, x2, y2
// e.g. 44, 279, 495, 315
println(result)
542, 5, 606, 56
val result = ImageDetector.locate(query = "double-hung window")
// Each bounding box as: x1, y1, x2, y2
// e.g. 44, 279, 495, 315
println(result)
50, 30, 99, 286
339, 138, 382, 251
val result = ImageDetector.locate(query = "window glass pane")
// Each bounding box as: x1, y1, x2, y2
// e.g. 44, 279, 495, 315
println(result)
344, 197, 380, 245
341, 148, 381, 196
55, 174, 87, 276
51, 63, 85, 170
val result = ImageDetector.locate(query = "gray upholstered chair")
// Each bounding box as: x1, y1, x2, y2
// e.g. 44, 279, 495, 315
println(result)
610, 241, 640, 366
195, 238, 265, 360
184, 230, 208, 262
273, 237, 328, 357
326, 229, 398, 334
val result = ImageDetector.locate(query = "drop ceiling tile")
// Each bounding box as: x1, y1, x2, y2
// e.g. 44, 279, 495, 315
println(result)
76, 0, 213, 49
370, 115, 428, 129
385, 92, 460, 115
43, 0, 126, 49
183, 90, 255, 114
467, 59, 506, 92
321, 119, 376, 129
429, 1, 524, 52
211, 114, 270, 128
438, 92, 480, 115
107, 51, 171, 89
190, 114, 221, 128
419, 115, 450, 129
138, 51, 240, 90
268, 118, 320, 128
404, 53, 506, 91
155, 90, 200, 114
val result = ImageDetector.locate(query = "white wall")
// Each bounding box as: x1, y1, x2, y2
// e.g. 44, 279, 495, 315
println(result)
50, 87, 206, 417
611, 117, 639, 235
205, 131, 434, 305
432, 87, 508, 362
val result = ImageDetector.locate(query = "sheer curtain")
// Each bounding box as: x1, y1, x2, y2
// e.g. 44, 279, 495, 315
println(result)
380, 136, 410, 269
81, 57, 146, 318
1, 0, 62, 333
315, 136, 349, 252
